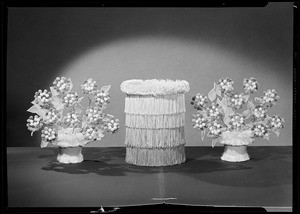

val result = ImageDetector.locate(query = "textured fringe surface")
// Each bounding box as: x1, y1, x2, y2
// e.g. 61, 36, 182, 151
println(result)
125, 113, 185, 129
124, 94, 186, 115
125, 145, 186, 166
120, 79, 190, 96
125, 127, 185, 148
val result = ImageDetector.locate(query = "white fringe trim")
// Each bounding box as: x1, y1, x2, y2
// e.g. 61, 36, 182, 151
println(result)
120, 79, 190, 96
125, 113, 185, 129
125, 127, 185, 148
219, 130, 254, 146
125, 145, 186, 166
124, 94, 186, 115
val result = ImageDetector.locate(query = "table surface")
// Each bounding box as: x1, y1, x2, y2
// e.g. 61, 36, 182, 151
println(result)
7, 146, 292, 211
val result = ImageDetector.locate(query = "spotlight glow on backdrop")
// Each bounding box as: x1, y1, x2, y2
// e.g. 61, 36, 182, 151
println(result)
60, 36, 292, 147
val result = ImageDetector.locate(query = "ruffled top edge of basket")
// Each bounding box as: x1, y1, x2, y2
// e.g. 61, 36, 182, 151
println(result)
120, 79, 190, 96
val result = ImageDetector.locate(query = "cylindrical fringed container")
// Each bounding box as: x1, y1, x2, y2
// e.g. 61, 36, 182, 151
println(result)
120, 79, 190, 166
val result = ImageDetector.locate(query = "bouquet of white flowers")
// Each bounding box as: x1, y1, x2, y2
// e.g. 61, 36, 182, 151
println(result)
26, 77, 119, 163
191, 77, 284, 162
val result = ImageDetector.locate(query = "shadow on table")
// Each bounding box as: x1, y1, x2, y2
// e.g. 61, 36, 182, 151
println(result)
40, 147, 292, 188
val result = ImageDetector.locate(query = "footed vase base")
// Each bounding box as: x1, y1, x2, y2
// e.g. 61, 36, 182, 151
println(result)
57, 147, 83, 164
221, 145, 250, 162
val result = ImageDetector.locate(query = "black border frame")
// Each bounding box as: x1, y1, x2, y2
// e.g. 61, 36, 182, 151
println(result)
1, 1, 298, 213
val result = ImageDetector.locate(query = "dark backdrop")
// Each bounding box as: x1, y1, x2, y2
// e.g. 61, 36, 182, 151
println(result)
7, 3, 293, 147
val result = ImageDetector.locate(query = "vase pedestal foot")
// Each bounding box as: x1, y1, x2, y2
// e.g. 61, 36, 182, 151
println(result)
221, 145, 249, 162
57, 147, 83, 164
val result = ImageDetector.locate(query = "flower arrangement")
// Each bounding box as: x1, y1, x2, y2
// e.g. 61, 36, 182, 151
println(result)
191, 77, 284, 148
26, 77, 119, 148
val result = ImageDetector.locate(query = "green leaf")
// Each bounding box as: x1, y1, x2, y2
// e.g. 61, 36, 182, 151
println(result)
50, 87, 59, 97
212, 138, 218, 148
51, 96, 64, 111
255, 97, 262, 103
274, 130, 280, 137
66, 81, 73, 93
223, 114, 231, 127
215, 85, 222, 97
243, 94, 250, 102
242, 109, 252, 118
27, 105, 39, 114
208, 83, 217, 102
265, 134, 270, 141
247, 100, 255, 110
201, 130, 206, 141
96, 132, 105, 141
101, 85, 111, 93
198, 110, 207, 118
81, 121, 87, 129
37, 109, 49, 119
221, 97, 228, 106
41, 140, 48, 148
77, 97, 84, 104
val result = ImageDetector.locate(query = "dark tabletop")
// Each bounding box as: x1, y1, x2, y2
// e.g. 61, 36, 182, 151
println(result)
6, 146, 292, 211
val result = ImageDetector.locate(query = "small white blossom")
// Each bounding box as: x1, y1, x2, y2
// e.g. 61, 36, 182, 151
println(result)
26, 115, 43, 132
93, 89, 110, 109
44, 109, 60, 125
217, 77, 234, 93
41, 126, 57, 142
81, 78, 97, 94
34, 89, 52, 108
243, 77, 259, 94
63, 112, 81, 127
192, 113, 208, 131
191, 93, 208, 110
63, 91, 80, 107
86, 107, 104, 125
53, 77, 72, 94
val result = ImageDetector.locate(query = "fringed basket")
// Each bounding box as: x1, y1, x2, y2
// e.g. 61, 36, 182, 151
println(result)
120, 79, 190, 166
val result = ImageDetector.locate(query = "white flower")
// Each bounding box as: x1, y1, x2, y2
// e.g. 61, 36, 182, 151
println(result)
53, 77, 72, 94
81, 78, 97, 94
191, 93, 208, 110
208, 121, 223, 137
41, 126, 57, 142
44, 109, 60, 125
106, 118, 119, 133
243, 77, 259, 94
63, 91, 80, 107
34, 89, 52, 108
93, 89, 111, 108
252, 124, 268, 138
64, 112, 81, 127
206, 103, 222, 119
229, 114, 245, 130
192, 114, 208, 131
268, 115, 285, 131
86, 107, 103, 125
26, 115, 43, 132
217, 77, 234, 93
253, 106, 267, 120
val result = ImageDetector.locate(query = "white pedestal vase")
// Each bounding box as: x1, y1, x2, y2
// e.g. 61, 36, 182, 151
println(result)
221, 145, 249, 162
121, 79, 190, 166
57, 146, 83, 164
54, 128, 88, 164
219, 130, 254, 162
